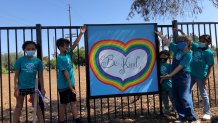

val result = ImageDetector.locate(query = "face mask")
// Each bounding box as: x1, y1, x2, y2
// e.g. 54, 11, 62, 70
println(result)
177, 42, 187, 50
198, 42, 207, 48
160, 58, 168, 63
26, 50, 36, 57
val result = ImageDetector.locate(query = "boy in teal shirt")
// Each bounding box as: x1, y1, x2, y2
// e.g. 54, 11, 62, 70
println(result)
190, 35, 214, 120
159, 50, 176, 115
56, 26, 86, 123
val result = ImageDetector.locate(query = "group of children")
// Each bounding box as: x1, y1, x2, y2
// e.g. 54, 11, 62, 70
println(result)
12, 26, 86, 123
156, 29, 214, 123
11, 25, 214, 123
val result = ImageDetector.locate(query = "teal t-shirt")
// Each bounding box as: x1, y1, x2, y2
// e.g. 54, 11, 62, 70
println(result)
14, 56, 43, 89
160, 62, 172, 89
191, 42, 214, 79
56, 51, 75, 91
169, 42, 192, 72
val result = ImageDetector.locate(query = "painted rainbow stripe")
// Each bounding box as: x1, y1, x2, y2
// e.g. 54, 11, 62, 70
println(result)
89, 38, 156, 92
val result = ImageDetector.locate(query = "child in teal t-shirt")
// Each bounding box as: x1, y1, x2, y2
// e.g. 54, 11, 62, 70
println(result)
56, 26, 86, 123
159, 50, 176, 115
190, 35, 214, 120
13, 41, 45, 123
156, 30, 199, 122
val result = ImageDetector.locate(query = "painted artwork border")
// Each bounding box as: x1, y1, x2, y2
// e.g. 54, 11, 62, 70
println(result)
85, 23, 161, 99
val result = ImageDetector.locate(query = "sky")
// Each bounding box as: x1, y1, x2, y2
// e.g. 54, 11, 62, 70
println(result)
0, 0, 217, 27
0, 0, 218, 57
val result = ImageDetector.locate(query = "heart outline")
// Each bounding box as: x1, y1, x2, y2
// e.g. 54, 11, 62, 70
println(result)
89, 38, 156, 92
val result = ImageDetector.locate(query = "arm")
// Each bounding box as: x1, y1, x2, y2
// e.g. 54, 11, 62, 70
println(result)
205, 65, 213, 84
173, 28, 186, 36
155, 31, 171, 46
70, 26, 86, 50
14, 70, 19, 98
63, 70, 75, 93
160, 65, 183, 80
38, 71, 46, 95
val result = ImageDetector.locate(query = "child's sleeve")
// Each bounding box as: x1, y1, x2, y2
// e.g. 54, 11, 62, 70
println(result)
56, 57, 67, 71
13, 58, 21, 71
179, 53, 192, 68
206, 51, 215, 66
169, 42, 177, 53
38, 59, 43, 72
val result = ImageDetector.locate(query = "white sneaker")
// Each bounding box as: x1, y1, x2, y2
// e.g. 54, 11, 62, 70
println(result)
202, 114, 211, 120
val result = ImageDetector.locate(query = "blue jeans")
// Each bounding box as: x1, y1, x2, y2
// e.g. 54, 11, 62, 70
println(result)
172, 72, 198, 121
162, 84, 176, 112
190, 75, 210, 115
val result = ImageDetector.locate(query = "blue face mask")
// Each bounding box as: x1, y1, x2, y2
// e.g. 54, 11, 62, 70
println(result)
177, 42, 187, 50
26, 50, 36, 57
198, 42, 207, 48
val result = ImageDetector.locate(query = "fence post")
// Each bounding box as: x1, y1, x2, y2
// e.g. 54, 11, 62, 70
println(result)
36, 24, 45, 119
172, 20, 178, 42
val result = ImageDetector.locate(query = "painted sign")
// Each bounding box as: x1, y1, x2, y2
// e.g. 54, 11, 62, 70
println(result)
86, 24, 159, 97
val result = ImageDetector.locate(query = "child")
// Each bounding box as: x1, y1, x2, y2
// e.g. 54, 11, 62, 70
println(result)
155, 31, 199, 122
191, 34, 214, 120
56, 26, 86, 123
13, 41, 45, 123
159, 50, 176, 116
176, 29, 214, 120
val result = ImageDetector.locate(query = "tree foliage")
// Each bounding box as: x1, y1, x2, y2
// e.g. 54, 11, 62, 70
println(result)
73, 47, 86, 66
1, 52, 23, 70
128, 0, 218, 21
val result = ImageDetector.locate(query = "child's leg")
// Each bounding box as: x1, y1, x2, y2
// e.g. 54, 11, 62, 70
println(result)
190, 76, 197, 93
70, 101, 79, 119
168, 88, 176, 111
59, 103, 67, 122
177, 74, 198, 121
161, 90, 169, 112
13, 95, 25, 123
196, 78, 210, 115
30, 94, 44, 123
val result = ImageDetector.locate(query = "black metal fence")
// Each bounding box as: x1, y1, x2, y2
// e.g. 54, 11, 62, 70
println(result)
0, 20, 218, 122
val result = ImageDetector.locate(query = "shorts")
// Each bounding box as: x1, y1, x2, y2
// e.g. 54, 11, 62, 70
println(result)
19, 88, 35, 96
59, 88, 76, 104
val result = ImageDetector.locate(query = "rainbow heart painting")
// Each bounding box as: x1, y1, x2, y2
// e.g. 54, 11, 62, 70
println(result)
89, 38, 156, 92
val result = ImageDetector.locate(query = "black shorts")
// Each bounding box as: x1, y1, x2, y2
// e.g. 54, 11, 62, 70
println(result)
59, 88, 76, 104
19, 88, 35, 96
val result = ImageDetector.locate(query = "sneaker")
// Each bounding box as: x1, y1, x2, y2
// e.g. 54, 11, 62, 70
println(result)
174, 118, 187, 123
202, 114, 211, 120
174, 120, 187, 123
188, 120, 201, 123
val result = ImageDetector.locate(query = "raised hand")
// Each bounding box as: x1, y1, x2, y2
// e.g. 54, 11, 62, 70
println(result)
80, 25, 86, 34
155, 31, 163, 36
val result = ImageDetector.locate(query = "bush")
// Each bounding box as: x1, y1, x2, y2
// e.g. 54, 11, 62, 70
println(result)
2, 66, 8, 74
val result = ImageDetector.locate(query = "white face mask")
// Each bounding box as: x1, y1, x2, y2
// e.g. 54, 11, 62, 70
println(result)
26, 50, 36, 56
198, 42, 207, 48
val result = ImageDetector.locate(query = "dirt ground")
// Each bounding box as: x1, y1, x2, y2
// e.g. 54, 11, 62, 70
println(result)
1, 62, 218, 122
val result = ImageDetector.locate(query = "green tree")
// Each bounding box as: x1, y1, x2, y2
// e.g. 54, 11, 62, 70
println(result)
42, 56, 49, 64
128, 0, 218, 21
2, 66, 8, 74
50, 59, 56, 69
73, 47, 86, 66
1, 52, 23, 71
